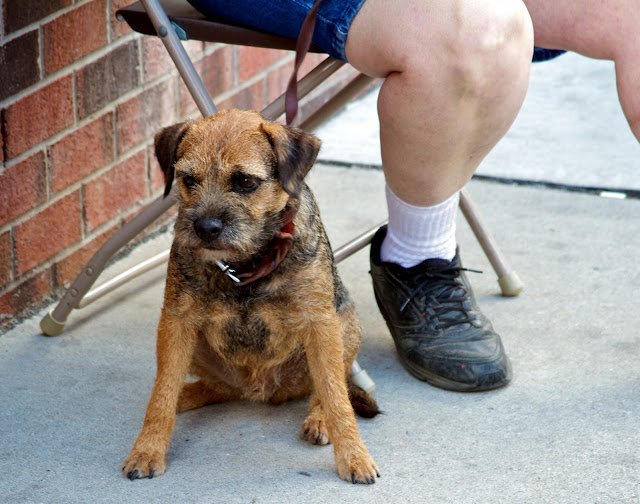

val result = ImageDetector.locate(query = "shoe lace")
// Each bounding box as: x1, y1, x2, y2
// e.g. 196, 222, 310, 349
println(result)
400, 266, 482, 330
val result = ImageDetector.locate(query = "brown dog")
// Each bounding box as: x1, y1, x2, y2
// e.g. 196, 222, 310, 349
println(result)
121, 109, 380, 484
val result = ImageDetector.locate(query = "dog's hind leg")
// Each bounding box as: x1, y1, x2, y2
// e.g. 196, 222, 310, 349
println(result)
176, 380, 234, 413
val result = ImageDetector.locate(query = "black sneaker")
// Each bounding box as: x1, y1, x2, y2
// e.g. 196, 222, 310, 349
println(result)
370, 226, 511, 392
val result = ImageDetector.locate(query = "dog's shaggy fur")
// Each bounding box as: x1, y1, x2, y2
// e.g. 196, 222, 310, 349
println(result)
121, 110, 379, 484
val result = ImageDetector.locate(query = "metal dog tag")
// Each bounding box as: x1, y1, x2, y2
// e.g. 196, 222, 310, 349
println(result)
215, 260, 241, 283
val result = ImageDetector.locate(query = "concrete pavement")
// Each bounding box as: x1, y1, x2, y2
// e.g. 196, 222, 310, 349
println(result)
1, 53, 639, 503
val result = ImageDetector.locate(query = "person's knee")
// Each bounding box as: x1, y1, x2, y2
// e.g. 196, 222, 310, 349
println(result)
442, 1, 533, 99
347, 0, 532, 81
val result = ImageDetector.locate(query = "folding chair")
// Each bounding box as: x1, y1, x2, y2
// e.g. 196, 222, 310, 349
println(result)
40, 0, 523, 372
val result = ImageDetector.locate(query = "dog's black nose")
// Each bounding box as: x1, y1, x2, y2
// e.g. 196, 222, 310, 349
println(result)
194, 217, 223, 242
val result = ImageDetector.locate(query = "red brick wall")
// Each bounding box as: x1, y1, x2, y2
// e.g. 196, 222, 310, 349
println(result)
0, 0, 360, 329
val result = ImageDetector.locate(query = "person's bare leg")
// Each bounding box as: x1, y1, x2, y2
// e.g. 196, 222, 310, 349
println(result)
524, 0, 640, 141
346, 0, 534, 206
344, 0, 534, 391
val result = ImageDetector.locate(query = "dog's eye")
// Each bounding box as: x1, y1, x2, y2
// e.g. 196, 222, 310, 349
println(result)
239, 177, 255, 189
233, 174, 259, 193
181, 175, 198, 189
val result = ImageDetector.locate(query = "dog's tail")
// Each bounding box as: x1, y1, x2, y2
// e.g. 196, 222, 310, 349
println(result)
348, 383, 381, 418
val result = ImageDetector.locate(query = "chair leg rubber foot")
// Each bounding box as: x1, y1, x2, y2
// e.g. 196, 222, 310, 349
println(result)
350, 368, 376, 394
498, 271, 524, 297
40, 310, 66, 337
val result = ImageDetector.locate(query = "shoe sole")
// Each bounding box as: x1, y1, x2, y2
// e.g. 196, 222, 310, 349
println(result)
373, 291, 511, 392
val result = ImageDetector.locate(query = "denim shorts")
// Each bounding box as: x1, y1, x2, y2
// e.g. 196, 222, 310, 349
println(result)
187, 0, 367, 61
532, 47, 566, 62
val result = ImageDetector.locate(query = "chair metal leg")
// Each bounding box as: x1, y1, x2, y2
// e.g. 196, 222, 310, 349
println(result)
262, 57, 345, 121
76, 249, 170, 309
40, 191, 176, 336
459, 188, 523, 297
141, 0, 217, 117
350, 360, 375, 393
333, 221, 386, 263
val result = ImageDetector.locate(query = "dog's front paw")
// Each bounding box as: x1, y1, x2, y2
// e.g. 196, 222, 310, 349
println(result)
300, 413, 330, 445
336, 449, 380, 485
121, 449, 166, 480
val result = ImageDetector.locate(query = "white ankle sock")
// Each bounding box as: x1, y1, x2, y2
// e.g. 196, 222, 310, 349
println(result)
380, 184, 459, 267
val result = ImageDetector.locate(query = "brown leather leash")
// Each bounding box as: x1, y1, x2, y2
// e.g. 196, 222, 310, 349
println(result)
285, 0, 323, 125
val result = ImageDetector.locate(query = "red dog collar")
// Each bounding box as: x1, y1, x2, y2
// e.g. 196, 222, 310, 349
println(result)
218, 206, 299, 286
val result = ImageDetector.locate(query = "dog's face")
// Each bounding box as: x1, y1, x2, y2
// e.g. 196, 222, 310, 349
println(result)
155, 110, 321, 263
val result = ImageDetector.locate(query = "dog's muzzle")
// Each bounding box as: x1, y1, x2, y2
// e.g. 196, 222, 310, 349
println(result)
191, 217, 242, 283
193, 217, 241, 282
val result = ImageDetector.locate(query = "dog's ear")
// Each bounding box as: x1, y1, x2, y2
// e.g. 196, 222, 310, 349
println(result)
261, 122, 321, 197
154, 121, 193, 197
